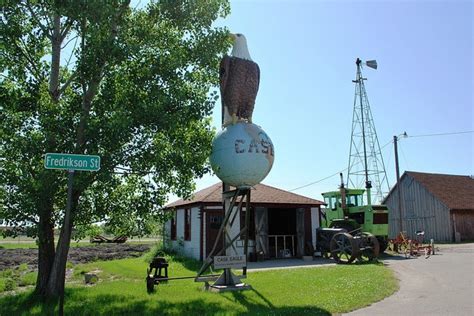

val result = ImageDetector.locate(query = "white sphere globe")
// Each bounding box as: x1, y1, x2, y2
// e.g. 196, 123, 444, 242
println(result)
210, 122, 274, 188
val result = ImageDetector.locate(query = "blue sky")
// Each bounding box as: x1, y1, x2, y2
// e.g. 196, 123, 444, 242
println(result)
186, 0, 473, 203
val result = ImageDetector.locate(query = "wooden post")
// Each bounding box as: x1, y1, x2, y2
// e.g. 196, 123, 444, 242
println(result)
394, 135, 404, 233
296, 208, 305, 257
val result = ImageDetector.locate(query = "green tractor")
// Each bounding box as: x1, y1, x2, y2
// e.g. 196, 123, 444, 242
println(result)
315, 174, 389, 263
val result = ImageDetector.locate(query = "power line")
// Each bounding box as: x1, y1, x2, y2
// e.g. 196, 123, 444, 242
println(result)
288, 129, 473, 193
407, 130, 473, 138
380, 139, 393, 150
289, 168, 347, 192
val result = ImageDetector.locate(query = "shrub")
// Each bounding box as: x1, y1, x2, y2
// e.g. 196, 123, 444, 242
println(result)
17, 263, 28, 272
4, 278, 16, 292
143, 243, 177, 263
19, 272, 37, 286
0, 269, 14, 278
0, 279, 5, 292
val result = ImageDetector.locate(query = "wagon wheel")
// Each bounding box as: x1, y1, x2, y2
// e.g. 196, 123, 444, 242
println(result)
357, 233, 380, 262
330, 232, 359, 264
146, 276, 155, 293
424, 246, 432, 258
399, 242, 410, 258
408, 240, 421, 257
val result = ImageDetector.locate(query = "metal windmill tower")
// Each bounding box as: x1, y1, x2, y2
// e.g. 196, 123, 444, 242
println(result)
347, 58, 390, 205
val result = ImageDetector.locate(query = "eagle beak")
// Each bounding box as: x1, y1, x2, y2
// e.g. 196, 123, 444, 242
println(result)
229, 33, 237, 41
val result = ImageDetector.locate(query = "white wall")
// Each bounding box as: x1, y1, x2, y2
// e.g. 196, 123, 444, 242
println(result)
167, 205, 327, 261
167, 207, 201, 260
311, 207, 321, 248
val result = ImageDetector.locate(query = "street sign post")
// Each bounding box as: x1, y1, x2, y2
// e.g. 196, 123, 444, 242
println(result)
44, 152, 100, 316
44, 153, 100, 171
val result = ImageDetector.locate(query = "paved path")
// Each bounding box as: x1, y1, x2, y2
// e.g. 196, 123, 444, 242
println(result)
345, 243, 474, 316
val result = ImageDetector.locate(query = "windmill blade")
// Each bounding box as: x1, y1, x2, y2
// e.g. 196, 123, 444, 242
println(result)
366, 60, 378, 69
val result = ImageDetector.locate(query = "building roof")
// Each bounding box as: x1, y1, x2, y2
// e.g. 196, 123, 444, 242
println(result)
165, 182, 324, 209
401, 171, 474, 211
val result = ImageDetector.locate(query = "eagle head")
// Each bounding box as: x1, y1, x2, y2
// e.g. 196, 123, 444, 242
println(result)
230, 33, 252, 61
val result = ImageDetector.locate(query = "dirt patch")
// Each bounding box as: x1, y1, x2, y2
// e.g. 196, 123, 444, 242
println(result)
0, 243, 152, 271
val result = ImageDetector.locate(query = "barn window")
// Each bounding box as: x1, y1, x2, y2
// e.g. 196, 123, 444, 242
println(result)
240, 207, 255, 240
184, 209, 191, 241
171, 212, 177, 240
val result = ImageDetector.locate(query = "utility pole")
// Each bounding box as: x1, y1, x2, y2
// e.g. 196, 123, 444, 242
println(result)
393, 135, 403, 233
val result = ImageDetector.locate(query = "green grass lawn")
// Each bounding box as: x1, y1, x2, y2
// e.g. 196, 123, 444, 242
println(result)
0, 251, 398, 316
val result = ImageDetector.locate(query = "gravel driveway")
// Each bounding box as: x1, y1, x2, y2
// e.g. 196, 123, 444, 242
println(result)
345, 243, 474, 316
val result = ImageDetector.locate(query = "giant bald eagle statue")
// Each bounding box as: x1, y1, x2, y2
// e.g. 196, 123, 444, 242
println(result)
220, 33, 260, 126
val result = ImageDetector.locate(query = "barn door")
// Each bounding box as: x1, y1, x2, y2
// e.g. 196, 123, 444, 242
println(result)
255, 207, 269, 258
206, 211, 224, 257
296, 208, 305, 257
453, 211, 474, 242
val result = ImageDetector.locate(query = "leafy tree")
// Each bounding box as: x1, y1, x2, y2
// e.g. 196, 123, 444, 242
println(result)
0, 0, 230, 299
71, 223, 104, 241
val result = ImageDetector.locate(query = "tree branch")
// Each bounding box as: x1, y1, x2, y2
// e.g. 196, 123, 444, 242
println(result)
58, 72, 77, 96
75, 2, 130, 151
24, 1, 52, 39
61, 34, 78, 50
49, 13, 61, 101
15, 36, 42, 80
60, 18, 74, 41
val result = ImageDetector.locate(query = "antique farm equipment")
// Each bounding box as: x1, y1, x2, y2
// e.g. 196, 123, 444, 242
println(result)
388, 231, 434, 258
90, 235, 127, 244
146, 256, 169, 292
315, 174, 385, 263
145, 255, 222, 292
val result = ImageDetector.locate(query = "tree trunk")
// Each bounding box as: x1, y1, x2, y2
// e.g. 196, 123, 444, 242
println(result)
45, 183, 79, 298
35, 206, 56, 296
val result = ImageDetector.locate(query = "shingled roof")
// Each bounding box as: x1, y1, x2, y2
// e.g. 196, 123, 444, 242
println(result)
404, 171, 474, 211
165, 183, 324, 209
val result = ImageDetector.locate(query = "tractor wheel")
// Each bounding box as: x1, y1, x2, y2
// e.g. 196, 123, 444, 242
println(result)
357, 233, 380, 262
330, 232, 359, 264
377, 237, 389, 253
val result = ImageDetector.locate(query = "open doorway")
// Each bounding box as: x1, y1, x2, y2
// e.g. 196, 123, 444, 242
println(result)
267, 208, 296, 258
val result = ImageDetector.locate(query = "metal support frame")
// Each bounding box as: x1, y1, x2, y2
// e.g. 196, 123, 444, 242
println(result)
195, 187, 251, 285
347, 58, 389, 204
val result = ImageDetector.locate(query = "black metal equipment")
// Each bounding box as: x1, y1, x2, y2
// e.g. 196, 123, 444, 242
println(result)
146, 256, 222, 292
146, 257, 169, 292
315, 226, 380, 264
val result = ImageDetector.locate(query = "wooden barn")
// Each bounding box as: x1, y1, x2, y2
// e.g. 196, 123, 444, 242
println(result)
383, 171, 474, 242
164, 183, 324, 261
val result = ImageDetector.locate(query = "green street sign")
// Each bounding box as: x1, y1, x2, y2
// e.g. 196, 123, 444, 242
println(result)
44, 153, 100, 172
